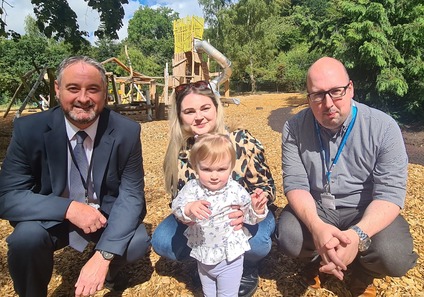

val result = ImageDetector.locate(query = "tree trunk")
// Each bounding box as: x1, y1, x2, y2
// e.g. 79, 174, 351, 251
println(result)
249, 56, 256, 93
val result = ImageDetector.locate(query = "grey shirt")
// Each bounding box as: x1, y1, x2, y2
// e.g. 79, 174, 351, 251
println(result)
282, 99, 408, 208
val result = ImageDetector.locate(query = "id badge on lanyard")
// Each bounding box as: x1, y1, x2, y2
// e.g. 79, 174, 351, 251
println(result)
315, 104, 357, 210
321, 185, 336, 210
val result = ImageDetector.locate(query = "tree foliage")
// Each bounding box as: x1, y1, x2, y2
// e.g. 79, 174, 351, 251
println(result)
198, 0, 234, 43
274, 43, 320, 92
90, 38, 121, 67
1, 0, 128, 51
219, 0, 287, 92
115, 47, 163, 78
126, 6, 178, 72
0, 15, 75, 105
0, 35, 69, 104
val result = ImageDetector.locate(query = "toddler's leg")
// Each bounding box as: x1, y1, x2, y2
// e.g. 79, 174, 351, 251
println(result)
217, 256, 244, 297
198, 261, 217, 297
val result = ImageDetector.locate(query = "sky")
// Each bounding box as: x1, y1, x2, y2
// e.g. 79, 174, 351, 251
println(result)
2, 0, 204, 43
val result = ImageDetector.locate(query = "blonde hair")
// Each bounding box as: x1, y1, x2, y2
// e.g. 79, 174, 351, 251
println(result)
163, 83, 226, 196
190, 133, 236, 173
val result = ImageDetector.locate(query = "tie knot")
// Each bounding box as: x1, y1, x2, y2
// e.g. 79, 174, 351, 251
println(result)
75, 131, 88, 144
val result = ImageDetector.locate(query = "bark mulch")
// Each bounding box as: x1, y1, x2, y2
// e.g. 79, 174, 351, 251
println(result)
0, 93, 423, 296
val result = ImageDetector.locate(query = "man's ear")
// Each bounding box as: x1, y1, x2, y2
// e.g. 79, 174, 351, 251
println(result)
349, 80, 354, 98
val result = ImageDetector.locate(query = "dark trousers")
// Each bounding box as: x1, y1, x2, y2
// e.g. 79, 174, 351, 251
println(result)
6, 220, 150, 297
275, 202, 418, 279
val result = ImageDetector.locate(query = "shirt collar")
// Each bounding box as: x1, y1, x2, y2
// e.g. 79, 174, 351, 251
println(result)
65, 117, 99, 142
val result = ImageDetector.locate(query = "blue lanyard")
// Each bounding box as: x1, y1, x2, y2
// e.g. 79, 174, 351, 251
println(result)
314, 105, 357, 192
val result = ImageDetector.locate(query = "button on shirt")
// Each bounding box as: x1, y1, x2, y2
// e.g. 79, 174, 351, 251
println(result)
282, 100, 408, 209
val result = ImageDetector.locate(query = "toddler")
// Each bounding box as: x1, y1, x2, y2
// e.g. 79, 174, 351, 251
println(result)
172, 133, 268, 297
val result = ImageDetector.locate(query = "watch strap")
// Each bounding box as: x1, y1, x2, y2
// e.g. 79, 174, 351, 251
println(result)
349, 225, 368, 240
98, 249, 115, 260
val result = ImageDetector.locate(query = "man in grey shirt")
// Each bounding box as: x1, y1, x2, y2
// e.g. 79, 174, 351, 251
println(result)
275, 57, 417, 296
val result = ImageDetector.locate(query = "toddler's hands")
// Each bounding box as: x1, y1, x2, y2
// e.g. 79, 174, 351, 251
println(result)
185, 200, 211, 220
251, 188, 268, 214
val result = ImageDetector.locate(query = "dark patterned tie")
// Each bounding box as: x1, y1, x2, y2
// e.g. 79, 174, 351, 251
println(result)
68, 131, 89, 252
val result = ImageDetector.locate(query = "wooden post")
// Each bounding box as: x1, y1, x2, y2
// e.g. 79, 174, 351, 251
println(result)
150, 80, 157, 120
3, 83, 24, 118
120, 84, 125, 103
47, 68, 57, 108
15, 67, 47, 119
110, 75, 120, 104
224, 80, 230, 97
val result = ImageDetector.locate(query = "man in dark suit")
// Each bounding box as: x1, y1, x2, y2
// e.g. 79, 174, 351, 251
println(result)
0, 56, 150, 297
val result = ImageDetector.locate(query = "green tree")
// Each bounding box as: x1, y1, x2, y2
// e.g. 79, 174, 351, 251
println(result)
0, 35, 49, 106
198, 0, 233, 43
90, 38, 122, 69
276, 9, 309, 52
0, 15, 75, 106
126, 6, 178, 70
390, 0, 424, 119
115, 46, 163, 77
220, 0, 285, 92
274, 43, 320, 92
1, 0, 127, 51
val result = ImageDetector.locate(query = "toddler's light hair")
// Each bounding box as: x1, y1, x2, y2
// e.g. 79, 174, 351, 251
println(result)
190, 133, 236, 172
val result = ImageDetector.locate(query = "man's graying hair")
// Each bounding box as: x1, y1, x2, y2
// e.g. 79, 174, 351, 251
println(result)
56, 56, 107, 87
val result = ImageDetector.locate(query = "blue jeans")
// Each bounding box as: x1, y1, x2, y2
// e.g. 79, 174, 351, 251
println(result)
152, 211, 276, 265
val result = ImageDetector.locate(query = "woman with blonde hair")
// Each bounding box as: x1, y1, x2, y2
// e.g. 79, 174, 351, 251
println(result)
152, 81, 276, 297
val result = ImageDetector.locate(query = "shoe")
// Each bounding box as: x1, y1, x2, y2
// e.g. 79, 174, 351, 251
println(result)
191, 268, 201, 288
300, 273, 322, 290
349, 267, 376, 297
104, 272, 129, 292
299, 258, 323, 290
349, 278, 376, 297
238, 266, 259, 297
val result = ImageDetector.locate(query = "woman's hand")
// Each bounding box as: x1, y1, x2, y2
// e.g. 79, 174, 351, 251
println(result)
228, 206, 244, 231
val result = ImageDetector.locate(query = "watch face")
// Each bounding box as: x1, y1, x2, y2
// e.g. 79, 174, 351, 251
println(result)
359, 237, 372, 252
101, 250, 114, 260
350, 225, 371, 252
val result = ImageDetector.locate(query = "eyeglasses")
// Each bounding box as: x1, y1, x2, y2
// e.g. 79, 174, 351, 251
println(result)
175, 80, 211, 96
307, 83, 350, 103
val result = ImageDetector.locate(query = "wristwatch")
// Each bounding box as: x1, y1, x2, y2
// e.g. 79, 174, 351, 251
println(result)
98, 250, 115, 260
349, 225, 372, 252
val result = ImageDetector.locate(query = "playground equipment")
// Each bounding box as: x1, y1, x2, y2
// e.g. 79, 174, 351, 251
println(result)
106, 16, 239, 120
3, 66, 56, 119
168, 16, 239, 106
101, 46, 158, 121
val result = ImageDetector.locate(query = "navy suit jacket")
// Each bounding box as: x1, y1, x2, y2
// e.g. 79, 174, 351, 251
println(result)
0, 106, 146, 256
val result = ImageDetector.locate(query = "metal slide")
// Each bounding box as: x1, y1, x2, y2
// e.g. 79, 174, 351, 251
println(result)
193, 39, 240, 105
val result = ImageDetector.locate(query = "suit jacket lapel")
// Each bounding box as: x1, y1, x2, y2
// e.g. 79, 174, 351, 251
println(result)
93, 109, 114, 198
44, 107, 68, 195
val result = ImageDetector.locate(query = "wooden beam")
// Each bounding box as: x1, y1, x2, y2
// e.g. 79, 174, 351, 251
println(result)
15, 67, 47, 119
